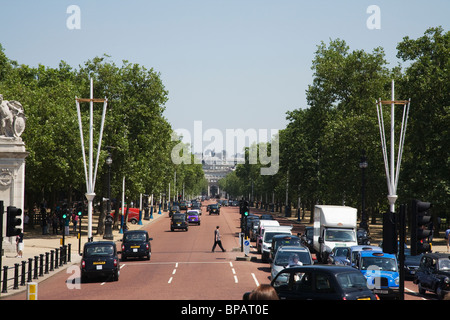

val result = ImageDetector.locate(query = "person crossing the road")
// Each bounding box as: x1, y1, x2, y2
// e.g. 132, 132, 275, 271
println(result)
212, 225, 226, 252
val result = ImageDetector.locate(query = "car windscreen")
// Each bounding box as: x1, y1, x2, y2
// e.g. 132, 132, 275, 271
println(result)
84, 245, 115, 257
124, 233, 146, 242
325, 229, 356, 242
438, 258, 450, 271
188, 212, 198, 216
274, 251, 311, 266
336, 272, 369, 290
173, 215, 186, 222
210, 204, 219, 208
360, 257, 398, 272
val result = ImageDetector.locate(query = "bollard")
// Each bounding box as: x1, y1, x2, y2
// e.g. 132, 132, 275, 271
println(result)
63, 245, 67, 264
33, 256, 39, 279
39, 254, 44, 277
13, 263, 19, 289
50, 250, 54, 271
2, 266, 8, 293
67, 243, 71, 262
27, 282, 38, 300
21, 261, 26, 286
27, 258, 33, 282
60, 246, 64, 266
45, 252, 49, 274
55, 248, 59, 269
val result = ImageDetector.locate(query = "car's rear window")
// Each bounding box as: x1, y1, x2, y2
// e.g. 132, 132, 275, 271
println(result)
124, 233, 147, 242
84, 245, 115, 257
336, 272, 368, 290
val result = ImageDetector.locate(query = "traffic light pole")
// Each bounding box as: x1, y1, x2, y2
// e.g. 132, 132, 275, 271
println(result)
398, 204, 406, 301
0, 201, 3, 287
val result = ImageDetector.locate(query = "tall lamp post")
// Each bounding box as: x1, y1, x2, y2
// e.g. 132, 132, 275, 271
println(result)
103, 153, 114, 240
359, 152, 368, 230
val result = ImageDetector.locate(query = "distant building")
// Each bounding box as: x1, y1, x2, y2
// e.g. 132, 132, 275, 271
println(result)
196, 151, 244, 198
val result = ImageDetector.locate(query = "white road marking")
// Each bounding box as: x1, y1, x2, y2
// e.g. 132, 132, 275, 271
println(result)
251, 273, 259, 287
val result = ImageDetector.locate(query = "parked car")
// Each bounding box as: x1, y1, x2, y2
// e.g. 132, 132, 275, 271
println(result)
270, 265, 379, 300
187, 210, 201, 225
414, 252, 450, 299
171, 213, 189, 231
121, 230, 152, 261
110, 207, 141, 224
81, 241, 119, 282
271, 246, 313, 281
209, 204, 220, 215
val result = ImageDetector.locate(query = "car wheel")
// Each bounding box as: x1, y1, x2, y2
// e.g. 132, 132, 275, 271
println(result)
418, 282, 426, 295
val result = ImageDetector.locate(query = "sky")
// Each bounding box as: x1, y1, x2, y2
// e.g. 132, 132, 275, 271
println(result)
0, 0, 449, 154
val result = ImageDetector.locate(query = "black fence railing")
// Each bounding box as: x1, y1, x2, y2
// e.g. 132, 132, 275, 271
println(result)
1, 244, 71, 294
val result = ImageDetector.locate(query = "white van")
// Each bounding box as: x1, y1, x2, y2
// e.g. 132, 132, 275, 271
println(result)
256, 220, 280, 252
260, 225, 293, 262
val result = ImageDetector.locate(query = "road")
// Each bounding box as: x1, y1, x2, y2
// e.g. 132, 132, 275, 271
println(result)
3, 202, 270, 300
2, 200, 434, 301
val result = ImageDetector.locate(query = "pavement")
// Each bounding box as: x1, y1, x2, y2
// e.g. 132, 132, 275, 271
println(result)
0, 209, 168, 298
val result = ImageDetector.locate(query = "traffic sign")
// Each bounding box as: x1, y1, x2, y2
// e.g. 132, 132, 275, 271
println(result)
244, 239, 250, 256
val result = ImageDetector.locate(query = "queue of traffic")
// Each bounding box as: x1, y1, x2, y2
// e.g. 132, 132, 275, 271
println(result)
243, 204, 406, 300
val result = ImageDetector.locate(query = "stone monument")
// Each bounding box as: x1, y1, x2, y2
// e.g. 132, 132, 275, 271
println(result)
0, 94, 28, 252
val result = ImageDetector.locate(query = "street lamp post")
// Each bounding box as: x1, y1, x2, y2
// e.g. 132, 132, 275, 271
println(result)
103, 154, 113, 240
359, 152, 368, 230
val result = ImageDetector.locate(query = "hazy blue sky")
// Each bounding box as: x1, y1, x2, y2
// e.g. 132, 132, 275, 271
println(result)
1, 1, 449, 149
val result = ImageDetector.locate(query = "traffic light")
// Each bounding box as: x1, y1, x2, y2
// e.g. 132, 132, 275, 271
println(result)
410, 199, 432, 256
242, 201, 249, 217
77, 202, 83, 216
6, 206, 22, 237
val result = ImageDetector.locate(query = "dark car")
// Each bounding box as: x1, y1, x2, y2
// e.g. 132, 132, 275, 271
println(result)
300, 226, 314, 254
169, 205, 180, 217
209, 204, 220, 215
357, 228, 371, 245
414, 252, 450, 299
270, 265, 379, 300
270, 235, 302, 261
402, 249, 422, 280
171, 213, 188, 231
121, 230, 152, 261
81, 241, 119, 282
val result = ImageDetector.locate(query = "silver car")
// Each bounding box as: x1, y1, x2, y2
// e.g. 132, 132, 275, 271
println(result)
271, 246, 313, 281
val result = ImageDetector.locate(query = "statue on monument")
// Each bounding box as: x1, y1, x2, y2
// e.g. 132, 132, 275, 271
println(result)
0, 94, 26, 138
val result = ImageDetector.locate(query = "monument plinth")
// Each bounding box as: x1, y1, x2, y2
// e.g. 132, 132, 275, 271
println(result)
0, 94, 28, 252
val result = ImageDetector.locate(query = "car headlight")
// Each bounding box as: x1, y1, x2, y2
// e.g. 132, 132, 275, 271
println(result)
444, 277, 450, 284
395, 277, 400, 285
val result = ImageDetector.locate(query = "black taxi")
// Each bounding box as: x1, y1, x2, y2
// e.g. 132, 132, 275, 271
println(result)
81, 241, 119, 282
121, 230, 152, 261
171, 213, 189, 231
271, 265, 379, 300
414, 252, 450, 299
